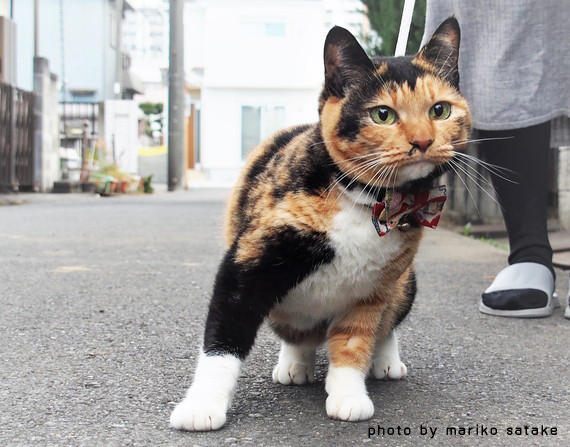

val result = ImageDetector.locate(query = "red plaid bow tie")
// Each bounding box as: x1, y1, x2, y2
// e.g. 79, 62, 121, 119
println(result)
372, 185, 447, 237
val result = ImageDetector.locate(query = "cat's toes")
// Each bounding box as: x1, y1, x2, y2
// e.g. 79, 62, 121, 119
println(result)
170, 396, 227, 431
272, 361, 314, 385
326, 393, 374, 421
369, 358, 407, 380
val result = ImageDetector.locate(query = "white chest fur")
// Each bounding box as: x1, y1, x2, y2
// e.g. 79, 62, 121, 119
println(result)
276, 196, 405, 329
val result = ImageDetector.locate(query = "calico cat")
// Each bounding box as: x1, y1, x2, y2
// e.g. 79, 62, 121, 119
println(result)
170, 17, 471, 431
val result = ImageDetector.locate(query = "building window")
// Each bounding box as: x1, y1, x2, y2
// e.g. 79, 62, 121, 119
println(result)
265, 23, 286, 37
241, 22, 286, 38
110, 11, 117, 48
241, 106, 286, 159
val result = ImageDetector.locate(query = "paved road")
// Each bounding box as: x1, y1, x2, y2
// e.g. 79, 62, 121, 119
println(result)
1, 190, 568, 447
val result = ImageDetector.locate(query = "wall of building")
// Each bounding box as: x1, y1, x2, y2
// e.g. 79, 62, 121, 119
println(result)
103, 100, 139, 174
14, 0, 115, 102
0, 0, 11, 17
192, 0, 324, 184
201, 87, 321, 184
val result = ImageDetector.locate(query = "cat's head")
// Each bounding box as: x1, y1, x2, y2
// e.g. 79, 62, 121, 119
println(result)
319, 18, 471, 191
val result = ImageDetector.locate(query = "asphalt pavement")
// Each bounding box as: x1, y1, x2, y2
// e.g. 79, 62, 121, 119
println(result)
0, 189, 568, 447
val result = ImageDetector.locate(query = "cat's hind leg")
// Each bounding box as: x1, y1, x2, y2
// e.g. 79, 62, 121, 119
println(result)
368, 330, 407, 380
272, 341, 317, 385
269, 317, 327, 385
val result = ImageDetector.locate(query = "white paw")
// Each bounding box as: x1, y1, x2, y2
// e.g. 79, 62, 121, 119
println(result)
170, 395, 227, 431
369, 357, 407, 380
326, 393, 374, 421
272, 360, 314, 385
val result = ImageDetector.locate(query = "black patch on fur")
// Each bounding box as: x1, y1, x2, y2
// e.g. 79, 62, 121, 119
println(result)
336, 76, 383, 141
377, 57, 426, 91
269, 320, 328, 346
323, 26, 376, 98
394, 270, 417, 326
203, 226, 335, 359
336, 58, 426, 141
337, 173, 386, 202
272, 126, 339, 198
418, 17, 461, 89
236, 124, 312, 228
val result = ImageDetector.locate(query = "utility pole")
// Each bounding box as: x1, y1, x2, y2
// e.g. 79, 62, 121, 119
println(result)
34, 0, 39, 57
168, 0, 185, 191
33, 0, 43, 191
115, 0, 123, 99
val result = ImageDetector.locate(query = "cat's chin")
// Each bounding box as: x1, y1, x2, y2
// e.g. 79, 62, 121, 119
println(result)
395, 161, 437, 185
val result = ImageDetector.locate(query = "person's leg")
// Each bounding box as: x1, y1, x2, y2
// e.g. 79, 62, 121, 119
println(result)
477, 122, 559, 317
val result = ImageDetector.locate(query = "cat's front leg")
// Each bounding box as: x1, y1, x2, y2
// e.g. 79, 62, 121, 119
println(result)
169, 352, 241, 431
325, 299, 390, 422
170, 250, 275, 431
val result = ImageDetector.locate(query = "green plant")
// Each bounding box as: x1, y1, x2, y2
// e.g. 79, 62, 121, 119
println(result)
463, 222, 472, 237
143, 175, 154, 194
361, 0, 427, 56
476, 237, 509, 251
139, 102, 164, 138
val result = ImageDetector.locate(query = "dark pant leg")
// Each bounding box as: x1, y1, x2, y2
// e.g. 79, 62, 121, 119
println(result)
477, 122, 553, 275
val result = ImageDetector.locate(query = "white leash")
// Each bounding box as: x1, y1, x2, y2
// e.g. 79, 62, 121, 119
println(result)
394, 0, 416, 56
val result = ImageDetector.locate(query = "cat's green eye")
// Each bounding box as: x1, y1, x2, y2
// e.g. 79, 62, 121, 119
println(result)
371, 106, 397, 125
429, 102, 452, 120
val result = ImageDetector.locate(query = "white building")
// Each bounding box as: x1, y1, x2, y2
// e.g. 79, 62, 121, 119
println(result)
323, 0, 370, 40
188, 0, 326, 184
123, 0, 368, 185
123, 0, 169, 104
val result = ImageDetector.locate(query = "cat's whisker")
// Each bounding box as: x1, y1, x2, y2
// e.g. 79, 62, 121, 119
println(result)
338, 162, 387, 214
325, 160, 385, 209
341, 153, 383, 163
446, 162, 484, 220
324, 157, 384, 196
452, 150, 515, 173
452, 151, 519, 182
454, 136, 515, 145
450, 158, 495, 188
349, 165, 385, 214
352, 163, 390, 208
451, 152, 511, 180
388, 165, 398, 192
448, 159, 503, 210
308, 140, 327, 149
323, 157, 382, 197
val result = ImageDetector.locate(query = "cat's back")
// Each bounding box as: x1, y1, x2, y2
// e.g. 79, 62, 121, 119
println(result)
224, 123, 337, 247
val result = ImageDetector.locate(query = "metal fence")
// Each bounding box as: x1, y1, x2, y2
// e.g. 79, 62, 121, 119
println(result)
0, 82, 35, 191
59, 101, 100, 144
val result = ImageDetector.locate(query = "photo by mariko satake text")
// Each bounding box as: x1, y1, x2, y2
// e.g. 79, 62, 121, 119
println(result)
368, 424, 559, 439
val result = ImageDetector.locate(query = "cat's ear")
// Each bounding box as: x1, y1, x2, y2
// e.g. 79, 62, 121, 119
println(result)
323, 26, 375, 98
416, 17, 460, 85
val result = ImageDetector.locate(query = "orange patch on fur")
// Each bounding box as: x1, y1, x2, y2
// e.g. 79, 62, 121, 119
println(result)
327, 231, 421, 371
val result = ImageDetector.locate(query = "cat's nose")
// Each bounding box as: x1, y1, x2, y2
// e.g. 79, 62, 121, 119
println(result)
409, 139, 434, 153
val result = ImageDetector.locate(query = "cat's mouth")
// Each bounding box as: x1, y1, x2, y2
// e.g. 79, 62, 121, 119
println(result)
395, 160, 437, 185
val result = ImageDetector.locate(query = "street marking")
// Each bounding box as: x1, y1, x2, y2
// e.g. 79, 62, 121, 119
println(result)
52, 266, 92, 273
